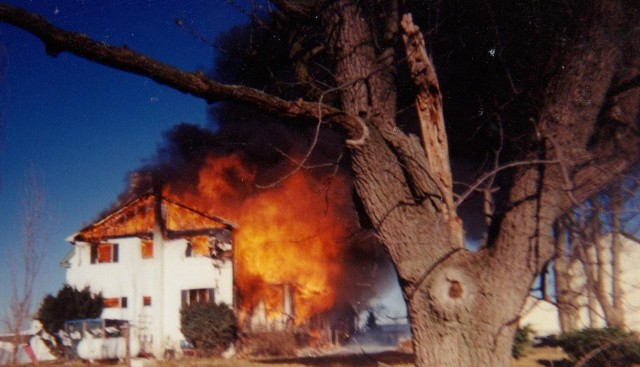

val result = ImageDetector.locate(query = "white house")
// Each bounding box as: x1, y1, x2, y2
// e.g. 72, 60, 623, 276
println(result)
62, 192, 235, 357
521, 233, 640, 336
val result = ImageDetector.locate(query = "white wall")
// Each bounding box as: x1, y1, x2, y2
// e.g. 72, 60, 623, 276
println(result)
65, 236, 233, 357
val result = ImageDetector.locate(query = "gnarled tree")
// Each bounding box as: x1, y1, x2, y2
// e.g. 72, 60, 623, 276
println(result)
0, 1, 638, 366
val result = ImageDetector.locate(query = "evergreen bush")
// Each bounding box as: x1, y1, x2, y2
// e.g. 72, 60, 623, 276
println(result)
36, 285, 104, 356
180, 302, 236, 356
554, 328, 640, 367
512, 324, 534, 359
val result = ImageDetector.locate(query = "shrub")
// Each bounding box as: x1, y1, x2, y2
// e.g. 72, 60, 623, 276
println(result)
512, 324, 534, 359
180, 302, 236, 356
36, 285, 104, 356
554, 328, 640, 367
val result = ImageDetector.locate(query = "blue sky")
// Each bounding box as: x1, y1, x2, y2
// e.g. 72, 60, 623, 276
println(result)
0, 0, 250, 322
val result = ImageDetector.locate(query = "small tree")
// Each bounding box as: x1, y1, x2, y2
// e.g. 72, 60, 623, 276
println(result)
36, 285, 103, 355
180, 302, 236, 356
2, 168, 49, 366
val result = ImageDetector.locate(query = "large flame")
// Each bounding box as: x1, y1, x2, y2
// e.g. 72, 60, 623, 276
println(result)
165, 153, 352, 324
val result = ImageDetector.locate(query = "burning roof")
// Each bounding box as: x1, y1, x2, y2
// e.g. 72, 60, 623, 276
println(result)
69, 192, 235, 244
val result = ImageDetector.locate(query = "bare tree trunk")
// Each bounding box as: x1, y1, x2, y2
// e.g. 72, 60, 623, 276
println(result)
587, 288, 599, 328
575, 196, 627, 329
609, 183, 625, 328
591, 220, 612, 327
554, 218, 580, 332
574, 210, 610, 328
573, 225, 599, 328
571, 195, 627, 330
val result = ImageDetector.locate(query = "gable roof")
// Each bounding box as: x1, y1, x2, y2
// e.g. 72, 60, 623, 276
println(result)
69, 193, 235, 243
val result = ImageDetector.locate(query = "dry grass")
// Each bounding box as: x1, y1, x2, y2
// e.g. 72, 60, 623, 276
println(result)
29, 347, 577, 367
250, 351, 415, 367
35, 351, 415, 367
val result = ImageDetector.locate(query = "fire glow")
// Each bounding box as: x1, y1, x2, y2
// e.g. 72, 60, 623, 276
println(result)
164, 154, 353, 324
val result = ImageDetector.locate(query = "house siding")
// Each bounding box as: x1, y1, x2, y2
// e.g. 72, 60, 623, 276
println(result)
65, 236, 233, 357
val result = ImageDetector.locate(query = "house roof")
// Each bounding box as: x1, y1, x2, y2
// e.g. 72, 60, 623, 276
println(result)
69, 193, 236, 243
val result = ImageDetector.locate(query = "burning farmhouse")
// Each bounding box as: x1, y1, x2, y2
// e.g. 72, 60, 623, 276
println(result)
61, 155, 372, 358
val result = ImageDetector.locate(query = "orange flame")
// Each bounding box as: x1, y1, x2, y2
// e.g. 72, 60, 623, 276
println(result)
165, 153, 352, 324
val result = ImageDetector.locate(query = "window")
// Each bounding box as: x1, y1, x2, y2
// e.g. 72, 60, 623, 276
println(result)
181, 288, 215, 307
104, 297, 127, 308
141, 240, 153, 259
104, 298, 119, 308
90, 243, 118, 264
185, 236, 211, 257
143, 296, 152, 306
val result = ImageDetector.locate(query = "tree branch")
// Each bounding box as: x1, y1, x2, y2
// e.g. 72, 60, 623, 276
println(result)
400, 13, 454, 215
455, 159, 559, 208
0, 4, 367, 142
607, 74, 640, 99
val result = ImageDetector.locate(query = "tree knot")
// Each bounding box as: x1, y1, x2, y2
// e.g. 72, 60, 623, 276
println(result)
448, 280, 463, 299
427, 267, 477, 322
